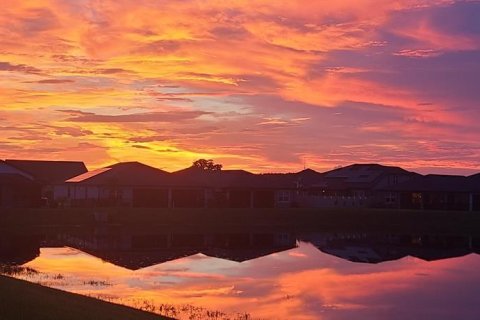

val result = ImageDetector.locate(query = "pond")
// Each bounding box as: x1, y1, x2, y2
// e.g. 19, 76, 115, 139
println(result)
1, 224, 480, 320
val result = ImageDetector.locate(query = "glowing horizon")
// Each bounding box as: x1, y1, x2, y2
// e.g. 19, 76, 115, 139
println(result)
1, 1, 480, 175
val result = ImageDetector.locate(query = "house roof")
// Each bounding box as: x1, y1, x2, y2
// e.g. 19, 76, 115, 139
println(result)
0, 173, 38, 186
66, 161, 170, 186
201, 244, 297, 262
0, 160, 34, 179
317, 245, 407, 264
5, 159, 87, 184
171, 168, 299, 189
67, 167, 112, 182
324, 164, 411, 182
409, 247, 471, 262
319, 164, 417, 190
171, 167, 253, 187
68, 163, 302, 189
8, 158, 477, 192
468, 173, 480, 192
73, 247, 198, 270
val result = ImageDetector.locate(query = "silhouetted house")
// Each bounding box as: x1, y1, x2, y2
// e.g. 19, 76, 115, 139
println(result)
261, 169, 325, 208
299, 164, 417, 208
5, 159, 87, 205
318, 243, 406, 264
303, 232, 476, 264
294, 168, 324, 187
468, 173, 480, 211
60, 225, 296, 268
58, 164, 300, 209
169, 167, 236, 208
170, 168, 299, 208
57, 162, 170, 207
391, 174, 472, 211
0, 161, 41, 208
229, 173, 299, 208
170, 167, 284, 208
5, 158, 477, 211
61, 229, 198, 270
303, 232, 408, 264
202, 232, 297, 262
408, 235, 472, 261
202, 245, 297, 262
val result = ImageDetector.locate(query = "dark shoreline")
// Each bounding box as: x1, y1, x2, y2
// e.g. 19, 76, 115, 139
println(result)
0, 275, 171, 320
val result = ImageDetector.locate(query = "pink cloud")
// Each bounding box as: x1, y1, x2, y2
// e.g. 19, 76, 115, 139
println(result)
0, 0, 479, 173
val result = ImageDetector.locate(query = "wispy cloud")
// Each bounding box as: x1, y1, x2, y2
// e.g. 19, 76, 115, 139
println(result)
0, 0, 479, 173
60, 110, 211, 123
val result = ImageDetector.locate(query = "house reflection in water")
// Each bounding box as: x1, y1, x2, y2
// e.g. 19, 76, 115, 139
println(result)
56, 226, 297, 270
300, 232, 479, 264
2, 226, 480, 320
0, 233, 41, 267
1, 226, 479, 269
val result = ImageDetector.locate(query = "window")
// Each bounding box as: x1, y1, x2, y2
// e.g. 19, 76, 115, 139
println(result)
354, 191, 366, 197
412, 193, 422, 205
385, 193, 396, 203
277, 190, 290, 202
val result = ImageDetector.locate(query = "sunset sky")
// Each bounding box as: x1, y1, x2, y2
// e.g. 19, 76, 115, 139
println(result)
1, 0, 480, 174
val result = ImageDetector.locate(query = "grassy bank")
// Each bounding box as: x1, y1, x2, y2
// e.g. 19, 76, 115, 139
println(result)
0, 275, 171, 320
2, 207, 480, 235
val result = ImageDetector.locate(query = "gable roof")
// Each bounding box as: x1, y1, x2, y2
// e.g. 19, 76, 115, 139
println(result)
201, 244, 297, 262
320, 164, 416, 190
75, 248, 198, 270
5, 159, 87, 184
317, 244, 407, 264
171, 168, 301, 189
468, 173, 480, 192
324, 164, 412, 181
171, 168, 251, 188
66, 161, 170, 186
0, 160, 34, 180
0, 173, 38, 186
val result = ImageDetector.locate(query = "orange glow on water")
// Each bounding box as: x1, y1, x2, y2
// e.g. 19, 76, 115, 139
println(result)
12, 243, 480, 320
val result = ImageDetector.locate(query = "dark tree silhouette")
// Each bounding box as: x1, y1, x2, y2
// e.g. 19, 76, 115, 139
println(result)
192, 159, 222, 171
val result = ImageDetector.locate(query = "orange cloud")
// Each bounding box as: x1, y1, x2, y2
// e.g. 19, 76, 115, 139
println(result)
0, 0, 479, 173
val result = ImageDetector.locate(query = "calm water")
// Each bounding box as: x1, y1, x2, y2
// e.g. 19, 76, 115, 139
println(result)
1, 225, 480, 320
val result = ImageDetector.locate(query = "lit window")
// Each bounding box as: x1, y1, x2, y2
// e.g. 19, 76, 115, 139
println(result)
412, 193, 422, 204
